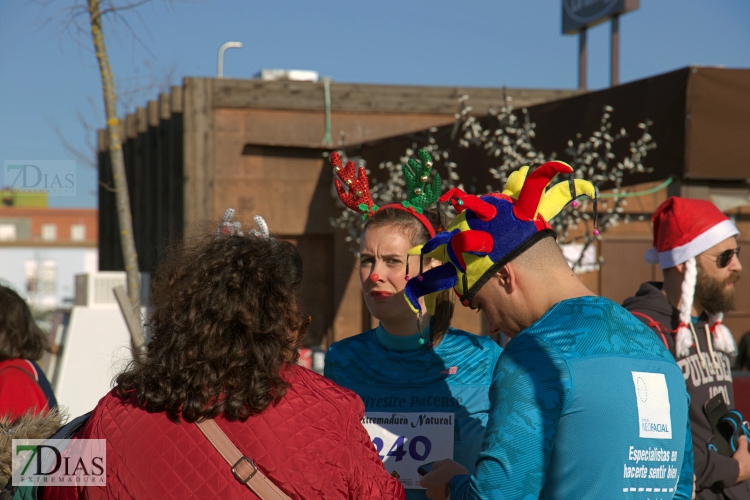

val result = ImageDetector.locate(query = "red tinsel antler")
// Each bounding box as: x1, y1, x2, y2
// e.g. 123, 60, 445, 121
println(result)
331, 152, 376, 216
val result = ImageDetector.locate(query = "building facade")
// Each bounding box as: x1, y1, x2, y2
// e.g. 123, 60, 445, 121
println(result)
0, 206, 98, 309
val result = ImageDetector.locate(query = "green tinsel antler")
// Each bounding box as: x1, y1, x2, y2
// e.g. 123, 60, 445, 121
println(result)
402, 149, 441, 214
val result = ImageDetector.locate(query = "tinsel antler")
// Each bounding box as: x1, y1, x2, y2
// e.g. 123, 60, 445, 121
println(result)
217, 208, 243, 237
216, 209, 271, 239
249, 215, 270, 238
331, 152, 378, 219
402, 150, 441, 213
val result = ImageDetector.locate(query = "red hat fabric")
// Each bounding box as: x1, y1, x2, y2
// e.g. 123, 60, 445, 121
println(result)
644, 197, 739, 269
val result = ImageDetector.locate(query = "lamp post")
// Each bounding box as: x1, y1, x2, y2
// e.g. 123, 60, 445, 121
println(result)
217, 41, 243, 78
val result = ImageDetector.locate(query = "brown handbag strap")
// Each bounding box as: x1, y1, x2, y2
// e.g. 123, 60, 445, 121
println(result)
195, 419, 292, 500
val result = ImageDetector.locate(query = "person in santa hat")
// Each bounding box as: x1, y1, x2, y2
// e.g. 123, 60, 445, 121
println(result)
623, 196, 750, 499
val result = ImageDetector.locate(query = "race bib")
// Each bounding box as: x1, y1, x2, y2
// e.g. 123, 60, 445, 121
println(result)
362, 412, 454, 489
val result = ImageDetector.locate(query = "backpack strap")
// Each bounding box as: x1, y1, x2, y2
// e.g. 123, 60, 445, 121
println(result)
26, 360, 58, 410
0, 364, 38, 383
630, 311, 673, 349
0, 362, 57, 410
22, 360, 39, 381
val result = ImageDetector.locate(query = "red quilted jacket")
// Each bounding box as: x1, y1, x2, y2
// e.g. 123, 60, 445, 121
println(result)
44, 364, 404, 500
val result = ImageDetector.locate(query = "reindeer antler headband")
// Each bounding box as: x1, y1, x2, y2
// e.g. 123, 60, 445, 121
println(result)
331, 150, 442, 237
216, 208, 270, 239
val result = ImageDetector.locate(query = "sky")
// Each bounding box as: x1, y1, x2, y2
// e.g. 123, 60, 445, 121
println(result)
1, 0, 749, 208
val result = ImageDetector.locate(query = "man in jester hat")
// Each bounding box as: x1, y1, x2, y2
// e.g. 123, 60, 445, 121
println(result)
409, 162, 694, 500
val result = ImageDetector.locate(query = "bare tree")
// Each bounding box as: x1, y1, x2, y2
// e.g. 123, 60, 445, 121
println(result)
87, 0, 145, 357
38, 0, 182, 357
48, 63, 180, 173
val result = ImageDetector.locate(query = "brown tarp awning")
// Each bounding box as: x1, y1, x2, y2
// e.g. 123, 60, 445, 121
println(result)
686, 68, 750, 179
348, 66, 750, 188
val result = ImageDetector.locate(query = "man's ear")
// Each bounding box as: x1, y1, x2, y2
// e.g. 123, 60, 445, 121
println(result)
495, 263, 518, 293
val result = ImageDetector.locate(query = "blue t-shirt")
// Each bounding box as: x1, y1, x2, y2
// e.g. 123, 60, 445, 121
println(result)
325, 325, 503, 500
450, 296, 694, 500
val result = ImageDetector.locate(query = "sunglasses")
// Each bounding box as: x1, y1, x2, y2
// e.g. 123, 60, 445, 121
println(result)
704, 247, 741, 268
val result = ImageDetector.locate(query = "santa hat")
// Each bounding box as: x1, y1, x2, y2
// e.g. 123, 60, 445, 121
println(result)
645, 197, 739, 357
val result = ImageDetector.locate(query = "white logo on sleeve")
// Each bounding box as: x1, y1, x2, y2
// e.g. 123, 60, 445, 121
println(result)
631, 371, 672, 439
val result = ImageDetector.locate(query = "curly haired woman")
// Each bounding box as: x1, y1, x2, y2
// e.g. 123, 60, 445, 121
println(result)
46, 213, 404, 500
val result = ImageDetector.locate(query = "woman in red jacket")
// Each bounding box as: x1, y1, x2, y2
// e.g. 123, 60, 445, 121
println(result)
46, 211, 404, 500
0, 286, 57, 417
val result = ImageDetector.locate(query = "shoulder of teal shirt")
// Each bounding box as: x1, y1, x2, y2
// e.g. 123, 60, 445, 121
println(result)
326, 326, 502, 355
439, 327, 502, 352
430, 328, 503, 390
438, 328, 503, 369
519, 295, 675, 362
323, 326, 503, 382
328, 327, 377, 353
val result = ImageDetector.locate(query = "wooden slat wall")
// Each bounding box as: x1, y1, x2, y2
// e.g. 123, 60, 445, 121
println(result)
98, 88, 185, 272
155, 96, 169, 260
97, 129, 122, 270
134, 107, 148, 270
183, 78, 214, 232
168, 87, 184, 243
213, 79, 583, 114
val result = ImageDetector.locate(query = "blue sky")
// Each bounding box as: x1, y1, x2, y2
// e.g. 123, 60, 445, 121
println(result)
1, 0, 749, 208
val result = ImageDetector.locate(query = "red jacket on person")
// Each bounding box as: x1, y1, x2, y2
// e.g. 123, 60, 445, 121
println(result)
0, 359, 48, 418
44, 364, 405, 500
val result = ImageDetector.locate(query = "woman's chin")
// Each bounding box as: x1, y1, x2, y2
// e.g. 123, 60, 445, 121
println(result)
367, 303, 389, 322
369, 304, 402, 323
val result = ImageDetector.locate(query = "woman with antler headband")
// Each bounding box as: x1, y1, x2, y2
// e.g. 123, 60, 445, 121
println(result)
324, 151, 504, 498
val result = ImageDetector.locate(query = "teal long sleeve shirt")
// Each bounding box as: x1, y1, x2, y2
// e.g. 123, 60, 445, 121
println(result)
325, 325, 503, 500
450, 297, 693, 500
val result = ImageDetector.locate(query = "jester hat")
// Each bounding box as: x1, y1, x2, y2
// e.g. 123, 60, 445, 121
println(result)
404, 161, 597, 315
331, 150, 442, 236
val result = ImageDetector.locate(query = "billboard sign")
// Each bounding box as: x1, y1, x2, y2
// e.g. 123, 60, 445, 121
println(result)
562, 0, 639, 34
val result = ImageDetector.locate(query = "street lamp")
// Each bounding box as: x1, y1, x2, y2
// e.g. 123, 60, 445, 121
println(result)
217, 41, 243, 78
